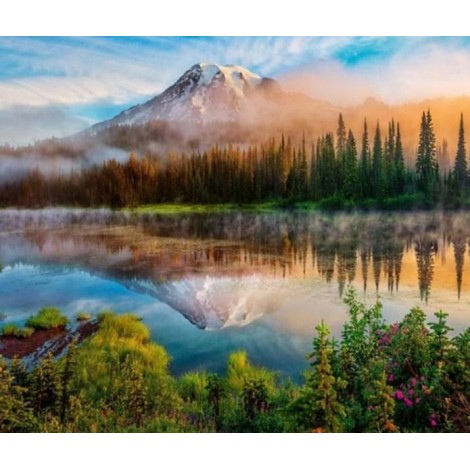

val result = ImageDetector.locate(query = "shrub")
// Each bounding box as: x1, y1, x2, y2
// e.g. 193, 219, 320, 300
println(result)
26, 307, 68, 330
1, 324, 34, 339
1, 323, 18, 336
16, 327, 34, 339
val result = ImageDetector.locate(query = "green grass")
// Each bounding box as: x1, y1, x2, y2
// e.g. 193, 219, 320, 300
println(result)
128, 203, 239, 214
128, 201, 304, 214
26, 307, 68, 330
1, 323, 34, 338
1, 323, 19, 336
125, 193, 447, 215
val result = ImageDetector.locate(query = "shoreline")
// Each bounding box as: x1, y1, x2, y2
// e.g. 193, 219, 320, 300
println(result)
0, 320, 98, 362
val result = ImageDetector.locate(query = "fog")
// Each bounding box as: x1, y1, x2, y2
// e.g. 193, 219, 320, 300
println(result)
0, 143, 130, 183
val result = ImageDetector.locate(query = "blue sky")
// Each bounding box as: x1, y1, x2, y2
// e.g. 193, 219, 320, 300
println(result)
2, 36, 470, 144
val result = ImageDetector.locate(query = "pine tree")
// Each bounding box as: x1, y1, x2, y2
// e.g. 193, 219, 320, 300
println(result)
298, 136, 309, 199
294, 321, 345, 432
343, 129, 359, 200
0, 360, 35, 432
453, 113, 468, 193
384, 120, 396, 194
393, 123, 406, 195
360, 119, 371, 198
372, 122, 384, 198
416, 110, 439, 192
318, 133, 337, 198
32, 353, 61, 415
60, 341, 78, 425
336, 113, 347, 189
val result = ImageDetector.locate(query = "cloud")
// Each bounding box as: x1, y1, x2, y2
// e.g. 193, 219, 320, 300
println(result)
280, 41, 470, 106
0, 37, 359, 111
0, 105, 91, 145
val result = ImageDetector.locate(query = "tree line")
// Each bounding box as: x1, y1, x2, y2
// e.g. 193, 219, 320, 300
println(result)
1, 110, 469, 208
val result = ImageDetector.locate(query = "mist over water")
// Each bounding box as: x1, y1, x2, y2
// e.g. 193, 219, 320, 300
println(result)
0, 208, 469, 376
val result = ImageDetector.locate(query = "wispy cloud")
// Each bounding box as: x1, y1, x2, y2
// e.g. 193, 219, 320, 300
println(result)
0, 37, 360, 110
281, 38, 470, 105
0, 105, 91, 145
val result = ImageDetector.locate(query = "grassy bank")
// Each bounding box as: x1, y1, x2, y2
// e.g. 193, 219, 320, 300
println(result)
127, 202, 283, 214
126, 194, 470, 215
1, 288, 469, 433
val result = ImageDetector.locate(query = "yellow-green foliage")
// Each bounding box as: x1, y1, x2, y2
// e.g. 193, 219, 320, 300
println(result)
1, 324, 34, 338
26, 307, 68, 330
226, 350, 276, 394
16, 327, 34, 339
1, 323, 18, 336
179, 371, 209, 403
74, 313, 170, 402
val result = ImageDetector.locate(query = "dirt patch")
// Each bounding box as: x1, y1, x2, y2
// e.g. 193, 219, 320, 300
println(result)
0, 320, 99, 361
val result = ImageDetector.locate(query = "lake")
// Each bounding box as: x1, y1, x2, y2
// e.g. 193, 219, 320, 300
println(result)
0, 209, 469, 379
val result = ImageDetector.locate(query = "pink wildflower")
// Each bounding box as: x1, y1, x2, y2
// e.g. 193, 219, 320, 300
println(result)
388, 374, 395, 382
430, 418, 437, 428
415, 397, 421, 404
408, 389, 414, 396
411, 377, 417, 386
404, 398, 413, 407
395, 390, 404, 400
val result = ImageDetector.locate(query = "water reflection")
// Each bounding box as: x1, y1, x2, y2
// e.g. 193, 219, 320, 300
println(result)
0, 209, 469, 329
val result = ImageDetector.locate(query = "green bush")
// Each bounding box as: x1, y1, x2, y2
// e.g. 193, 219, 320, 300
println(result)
16, 327, 34, 339
1, 323, 19, 336
26, 307, 68, 330
1, 324, 35, 339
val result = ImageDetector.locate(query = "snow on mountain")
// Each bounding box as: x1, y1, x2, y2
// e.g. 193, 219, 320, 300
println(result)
93, 63, 276, 130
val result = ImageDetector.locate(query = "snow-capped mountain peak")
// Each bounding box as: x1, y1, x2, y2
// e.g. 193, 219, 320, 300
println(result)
92, 63, 272, 129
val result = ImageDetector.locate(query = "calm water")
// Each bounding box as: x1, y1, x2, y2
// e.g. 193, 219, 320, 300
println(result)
0, 209, 469, 379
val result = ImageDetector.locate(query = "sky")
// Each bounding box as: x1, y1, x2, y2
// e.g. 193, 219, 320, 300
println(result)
2, 36, 470, 144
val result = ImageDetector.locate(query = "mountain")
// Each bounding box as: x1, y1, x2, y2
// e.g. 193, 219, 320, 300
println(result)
92, 63, 287, 131
7, 62, 468, 164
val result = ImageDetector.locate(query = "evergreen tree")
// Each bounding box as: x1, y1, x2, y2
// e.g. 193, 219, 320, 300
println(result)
343, 129, 359, 200
372, 122, 384, 198
60, 342, 78, 425
453, 113, 468, 193
336, 113, 347, 189
416, 110, 439, 192
294, 321, 345, 432
384, 120, 396, 194
360, 119, 371, 198
32, 353, 61, 415
0, 360, 35, 432
318, 134, 337, 198
393, 123, 406, 195
297, 136, 309, 199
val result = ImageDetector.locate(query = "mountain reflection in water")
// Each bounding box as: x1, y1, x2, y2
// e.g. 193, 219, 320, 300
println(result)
0, 209, 469, 332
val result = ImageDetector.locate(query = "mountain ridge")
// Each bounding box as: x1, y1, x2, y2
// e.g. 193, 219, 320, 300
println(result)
91, 63, 287, 130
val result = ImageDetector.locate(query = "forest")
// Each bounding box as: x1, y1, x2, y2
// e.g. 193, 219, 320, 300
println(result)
1, 288, 469, 432
0, 110, 469, 209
